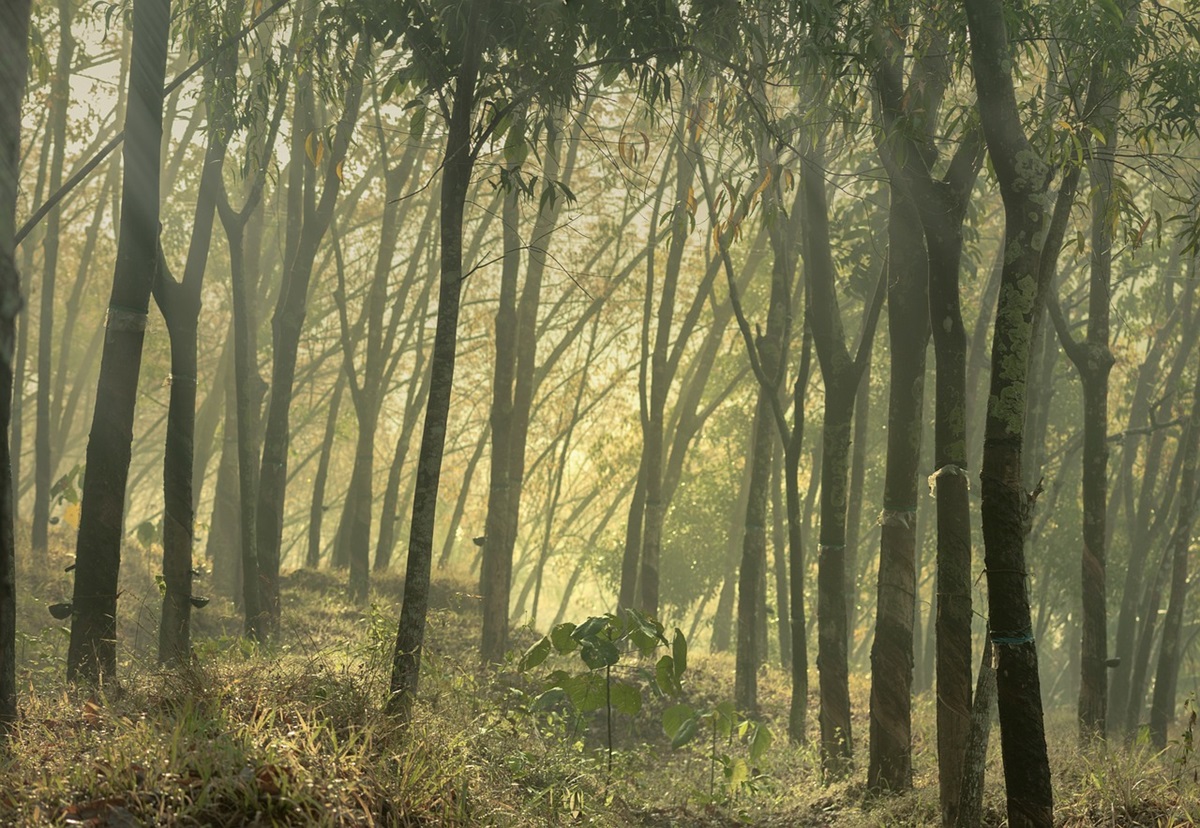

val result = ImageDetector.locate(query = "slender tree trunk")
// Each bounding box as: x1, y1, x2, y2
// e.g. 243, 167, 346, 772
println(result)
964, 0, 1056, 821
378, 324, 430, 571
1110, 278, 1193, 737
153, 97, 227, 663
954, 641, 996, 828
868, 192, 928, 792
480, 175, 522, 662
844, 363, 870, 638
33, 0, 74, 554
772, 456, 791, 671
712, 430, 753, 652
800, 142, 884, 777
225, 217, 265, 639
787, 333, 814, 742
0, 0, 32, 735
257, 39, 368, 631
924, 156, 979, 827
306, 372, 345, 568
66, 0, 171, 684
1148, 339, 1200, 747
207, 360, 242, 601
389, 0, 488, 720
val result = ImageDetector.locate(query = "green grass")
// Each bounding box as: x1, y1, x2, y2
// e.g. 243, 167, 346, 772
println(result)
2, 534, 1198, 825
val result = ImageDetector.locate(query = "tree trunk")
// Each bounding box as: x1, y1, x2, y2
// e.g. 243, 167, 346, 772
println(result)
800, 141, 884, 778
0, 0, 32, 734
868, 192, 928, 792
479, 174, 523, 662
1148, 339, 1200, 747
33, 0, 74, 555
964, 0, 1056, 821
306, 372, 345, 568
844, 362, 870, 639
772, 455, 791, 671
67, 0, 171, 684
206, 356, 243, 601
256, 38, 368, 632
954, 641, 996, 828
378, 323, 432, 573
389, 0, 488, 720
153, 90, 227, 663
1108, 278, 1191, 737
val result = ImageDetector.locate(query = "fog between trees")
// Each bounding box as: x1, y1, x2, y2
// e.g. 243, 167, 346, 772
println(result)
2, 1, 1200, 826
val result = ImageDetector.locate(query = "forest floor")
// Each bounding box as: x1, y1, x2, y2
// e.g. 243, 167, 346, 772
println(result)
2, 536, 1198, 827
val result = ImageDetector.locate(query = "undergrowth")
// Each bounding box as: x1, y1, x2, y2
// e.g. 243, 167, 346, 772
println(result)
2, 532, 1198, 826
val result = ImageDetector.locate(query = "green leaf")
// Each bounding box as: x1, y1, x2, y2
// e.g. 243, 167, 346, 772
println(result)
519, 637, 552, 672
656, 655, 682, 697
559, 672, 608, 713
581, 638, 620, 670
672, 628, 688, 676
531, 687, 567, 711
748, 722, 773, 764
714, 700, 737, 739
572, 616, 609, 643
724, 757, 750, 790
609, 681, 642, 715
672, 716, 699, 749
662, 703, 695, 740
409, 105, 426, 139
503, 129, 529, 167
135, 520, 159, 549
550, 623, 578, 654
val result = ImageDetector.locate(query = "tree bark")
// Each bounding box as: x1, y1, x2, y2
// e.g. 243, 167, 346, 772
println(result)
389, 0, 489, 720
964, 0, 1056, 821
32, 0, 74, 554
799, 140, 885, 778
306, 372, 345, 569
256, 37, 368, 631
66, 0, 171, 684
868, 191, 928, 792
0, 0, 32, 735
1148, 337, 1200, 748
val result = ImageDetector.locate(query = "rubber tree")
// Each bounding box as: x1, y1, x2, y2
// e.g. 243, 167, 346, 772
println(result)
963, 0, 1056, 822
1110, 272, 1195, 736
0, 0, 32, 736
378, 0, 687, 718
798, 136, 886, 777
480, 117, 568, 662
151, 111, 224, 663
1148, 326, 1200, 748
698, 131, 815, 737
871, 10, 983, 811
66, 0, 172, 684
255, 18, 369, 632
32, 0, 75, 555
332, 121, 426, 603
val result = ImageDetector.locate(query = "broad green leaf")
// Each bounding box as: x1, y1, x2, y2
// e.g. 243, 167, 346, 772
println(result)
550, 623, 578, 654
581, 638, 620, 670
519, 637, 552, 672
672, 628, 687, 676
609, 681, 642, 715
661, 703, 695, 739
532, 687, 567, 711
656, 655, 682, 697
672, 716, 699, 749
714, 700, 736, 739
561, 672, 608, 713
748, 722, 773, 764
572, 616, 609, 643
724, 757, 750, 790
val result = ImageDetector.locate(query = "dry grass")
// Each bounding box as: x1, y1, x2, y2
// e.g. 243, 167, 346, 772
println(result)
3, 535, 1198, 826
